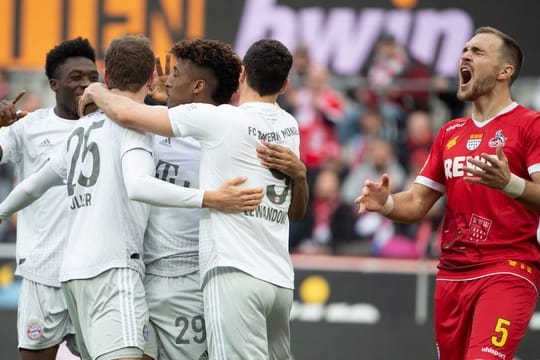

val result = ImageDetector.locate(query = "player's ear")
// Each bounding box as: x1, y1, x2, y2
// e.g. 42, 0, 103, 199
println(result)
103, 70, 110, 87
278, 78, 289, 95
497, 64, 514, 82
49, 79, 59, 92
239, 66, 247, 84
193, 79, 205, 94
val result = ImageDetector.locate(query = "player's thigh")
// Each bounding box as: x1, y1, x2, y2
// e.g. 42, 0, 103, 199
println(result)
66, 268, 149, 360
466, 275, 537, 360
203, 267, 269, 360
434, 279, 475, 360
18, 279, 73, 352
267, 286, 293, 360
144, 273, 207, 360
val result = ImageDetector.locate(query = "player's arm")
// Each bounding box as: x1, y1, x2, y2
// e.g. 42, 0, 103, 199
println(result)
0, 164, 63, 220
79, 82, 173, 137
356, 174, 442, 223
122, 148, 263, 211
464, 143, 540, 210
256, 141, 308, 220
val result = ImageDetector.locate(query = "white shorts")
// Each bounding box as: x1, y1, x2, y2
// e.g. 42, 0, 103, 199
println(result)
203, 267, 292, 360
144, 272, 208, 360
17, 278, 74, 350
61, 268, 149, 360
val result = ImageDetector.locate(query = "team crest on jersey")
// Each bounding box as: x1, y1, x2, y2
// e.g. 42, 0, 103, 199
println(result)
488, 130, 506, 147
26, 321, 42, 340
469, 214, 492, 242
466, 134, 483, 150
446, 136, 459, 150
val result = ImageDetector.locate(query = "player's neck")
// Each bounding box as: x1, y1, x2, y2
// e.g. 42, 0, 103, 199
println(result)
471, 89, 513, 122
238, 86, 278, 105
109, 87, 147, 103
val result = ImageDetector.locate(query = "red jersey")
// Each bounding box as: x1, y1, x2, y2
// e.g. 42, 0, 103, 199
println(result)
417, 103, 540, 282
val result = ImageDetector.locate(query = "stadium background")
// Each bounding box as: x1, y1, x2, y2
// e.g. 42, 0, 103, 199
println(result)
1, 0, 540, 358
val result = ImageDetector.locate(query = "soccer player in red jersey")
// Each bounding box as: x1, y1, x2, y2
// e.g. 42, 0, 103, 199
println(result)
356, 26, 540, 359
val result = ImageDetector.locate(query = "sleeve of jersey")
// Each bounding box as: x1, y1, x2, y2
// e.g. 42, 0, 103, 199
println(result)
122, 148, 204, 208
0, 164, 63, 219
414, 129, 446, 194
167, 103, 219, 142
0, 121, 22, 164
524, 114, 540, 175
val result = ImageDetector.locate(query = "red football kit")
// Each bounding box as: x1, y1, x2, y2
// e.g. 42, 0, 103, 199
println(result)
417, 103, 540, 359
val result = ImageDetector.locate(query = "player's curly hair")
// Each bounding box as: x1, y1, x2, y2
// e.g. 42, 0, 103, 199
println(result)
170, 39, 242, 104
45, 37, 96, 80
243, 39, 292, 96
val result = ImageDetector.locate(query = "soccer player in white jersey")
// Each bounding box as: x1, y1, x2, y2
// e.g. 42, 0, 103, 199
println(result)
0, 37, 98, 360
142, 40, 241, 360
0, 35, 263, 360
80, 39, 309, 360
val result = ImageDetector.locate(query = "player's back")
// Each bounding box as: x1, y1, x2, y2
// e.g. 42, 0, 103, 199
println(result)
51, 111, 152, 282
169, 102, 300, 289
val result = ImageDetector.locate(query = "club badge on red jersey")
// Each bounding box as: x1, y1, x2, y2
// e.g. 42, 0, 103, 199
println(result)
488, 130, 507, 147
466, 133, 483, 150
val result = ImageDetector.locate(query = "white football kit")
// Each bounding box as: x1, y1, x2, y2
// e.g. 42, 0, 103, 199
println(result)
168, 102, 299, 359
0, 107, 76, 349
143, 135, 208, 360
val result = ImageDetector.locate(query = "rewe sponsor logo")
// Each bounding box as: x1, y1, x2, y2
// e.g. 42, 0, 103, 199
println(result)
235, 0, 474, 76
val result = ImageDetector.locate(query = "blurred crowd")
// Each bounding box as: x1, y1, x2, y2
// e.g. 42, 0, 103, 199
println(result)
1, 34, 540, 259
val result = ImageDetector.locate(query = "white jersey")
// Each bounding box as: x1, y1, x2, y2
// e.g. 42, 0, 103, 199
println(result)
0, 108, 76, 287
168, 102, 299, 289
144, 135, 201, 277
48, 111, 152, 282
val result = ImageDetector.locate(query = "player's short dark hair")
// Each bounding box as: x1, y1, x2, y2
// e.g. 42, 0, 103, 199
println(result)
45, 37, 96, 80
105, 35, 155, 92
474, 26, 523, 85
170, 39, 242, 105
242, 39, 293, 96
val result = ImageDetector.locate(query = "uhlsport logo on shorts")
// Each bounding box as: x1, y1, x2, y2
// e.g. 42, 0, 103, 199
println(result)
26, 321, 42, 340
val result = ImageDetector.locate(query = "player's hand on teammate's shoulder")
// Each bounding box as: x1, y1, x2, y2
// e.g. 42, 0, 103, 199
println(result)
147, 55, 171, 105
203, 176, 263, 212
0, 90, 28, 127
78, 82, 106, 117
256, 141, 306, 180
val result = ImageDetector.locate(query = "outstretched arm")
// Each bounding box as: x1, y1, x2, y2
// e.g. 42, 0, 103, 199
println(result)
355, 174, 442, 223
122, 148, 263, 212
79, 83, 173, 137
0, 164, 63, 219
257, 141, 309, 220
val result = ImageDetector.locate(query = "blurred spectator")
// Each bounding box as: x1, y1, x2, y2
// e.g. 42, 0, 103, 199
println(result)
293, 168, 356, 254
433, 75, 466, 120
341, 137, 407, 206
291, 65, 345, 182
342, 108, 393, 169
397, 110, 433, 168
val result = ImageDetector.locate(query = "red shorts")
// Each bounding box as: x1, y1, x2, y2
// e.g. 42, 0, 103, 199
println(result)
434, 274, 537, 360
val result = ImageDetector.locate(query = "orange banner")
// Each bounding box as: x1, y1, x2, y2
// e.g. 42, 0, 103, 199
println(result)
0, 0, 205, 69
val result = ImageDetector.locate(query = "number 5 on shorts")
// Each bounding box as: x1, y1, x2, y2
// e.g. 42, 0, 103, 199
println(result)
491, 318, 511, 347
